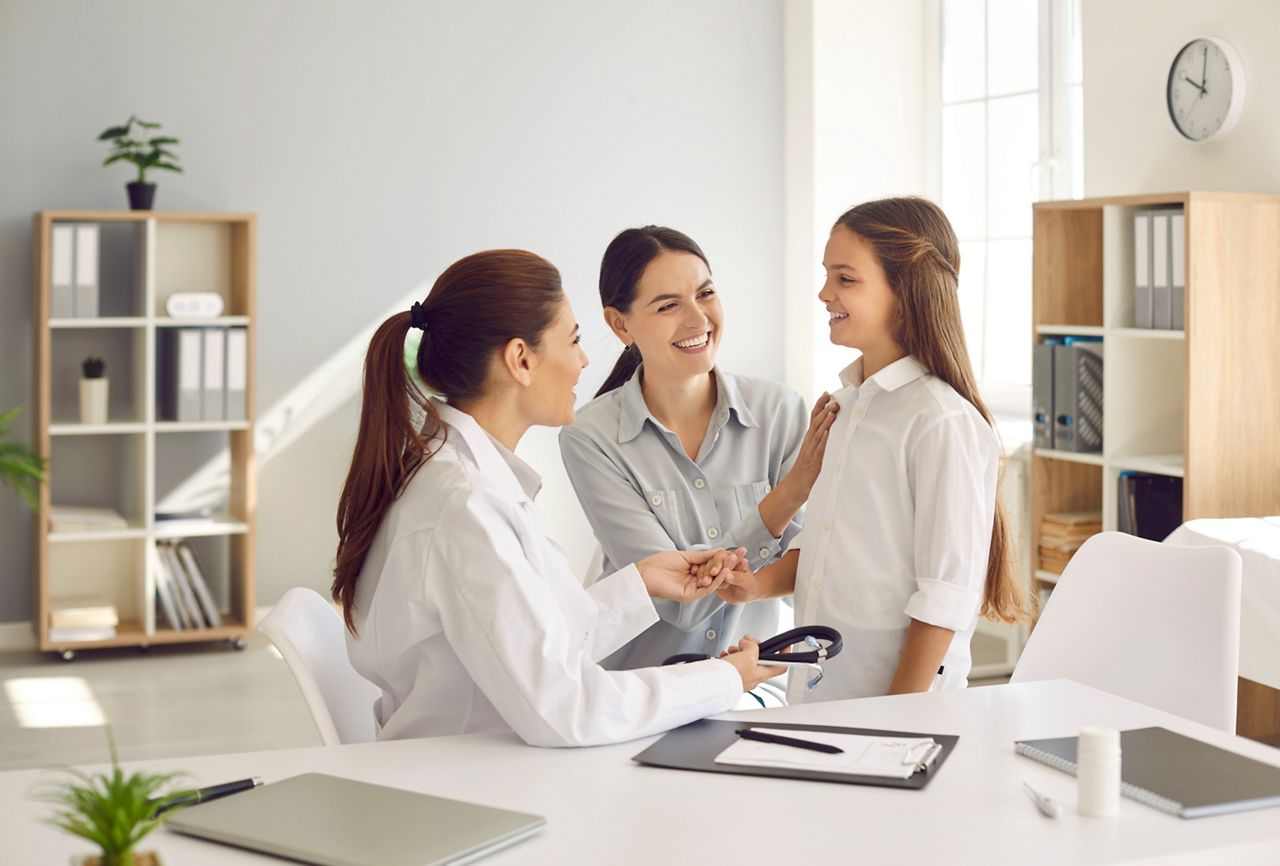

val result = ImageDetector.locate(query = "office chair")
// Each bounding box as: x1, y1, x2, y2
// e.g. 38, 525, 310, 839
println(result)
257, 587, 380, 745
1012, 531, 1242, 732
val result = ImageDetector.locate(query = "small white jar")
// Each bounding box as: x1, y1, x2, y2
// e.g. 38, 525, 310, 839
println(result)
1077, 725, 1122, 817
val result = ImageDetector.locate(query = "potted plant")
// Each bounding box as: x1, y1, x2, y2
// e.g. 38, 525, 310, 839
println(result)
97, 116, 182, 211
36, 733, 192, 866
0, 405, 45, 509
80, 357, 108, 425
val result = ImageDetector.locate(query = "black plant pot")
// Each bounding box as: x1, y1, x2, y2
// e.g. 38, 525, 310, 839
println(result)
127, 181, 156, 211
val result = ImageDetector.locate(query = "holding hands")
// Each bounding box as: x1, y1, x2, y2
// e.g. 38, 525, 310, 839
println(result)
636, 547, 744, 603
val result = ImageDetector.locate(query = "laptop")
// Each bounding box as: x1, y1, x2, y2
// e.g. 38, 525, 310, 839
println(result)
165, 773, 545, 866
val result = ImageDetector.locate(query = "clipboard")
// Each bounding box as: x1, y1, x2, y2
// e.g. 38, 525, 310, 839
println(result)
632, 719, 959, 790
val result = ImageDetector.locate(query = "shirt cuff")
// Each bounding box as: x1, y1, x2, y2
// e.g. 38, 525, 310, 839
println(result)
586, 564, 659, 661
730, 504, 782, 571
903, 579, 982, 632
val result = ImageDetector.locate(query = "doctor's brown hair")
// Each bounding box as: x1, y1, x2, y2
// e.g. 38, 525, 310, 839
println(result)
833, 197, 1033, 624
332, 250, 564, 633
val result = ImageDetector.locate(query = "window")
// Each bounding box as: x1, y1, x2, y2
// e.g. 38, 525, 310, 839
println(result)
936, 0, 1083, 415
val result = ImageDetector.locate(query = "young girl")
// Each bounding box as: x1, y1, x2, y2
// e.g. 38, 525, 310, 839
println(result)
332, 250, 778, 747
718, 197, 1032, 702
559, 226, 837, 670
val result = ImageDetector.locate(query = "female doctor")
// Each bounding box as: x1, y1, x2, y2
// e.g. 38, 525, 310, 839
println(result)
332, 249, 780, 748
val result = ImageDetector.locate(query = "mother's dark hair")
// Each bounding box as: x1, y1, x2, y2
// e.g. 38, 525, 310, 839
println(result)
332, 249, 564, 632
594, 226, 711, 397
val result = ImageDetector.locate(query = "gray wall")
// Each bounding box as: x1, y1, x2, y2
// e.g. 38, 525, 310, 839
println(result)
0, 0, 785, 623
1082, 0, 1280, 196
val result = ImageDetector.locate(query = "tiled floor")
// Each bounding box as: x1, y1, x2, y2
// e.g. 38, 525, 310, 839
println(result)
0, 632, 1011, 772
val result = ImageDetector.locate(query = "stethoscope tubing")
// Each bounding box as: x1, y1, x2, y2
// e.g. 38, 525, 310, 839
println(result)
660, 625, 843, 667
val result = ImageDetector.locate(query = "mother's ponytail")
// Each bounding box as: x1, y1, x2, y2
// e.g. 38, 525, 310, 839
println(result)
332, 250, 564, 633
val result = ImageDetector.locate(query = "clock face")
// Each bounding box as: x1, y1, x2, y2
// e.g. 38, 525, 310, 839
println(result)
1167, 38, 1240, 141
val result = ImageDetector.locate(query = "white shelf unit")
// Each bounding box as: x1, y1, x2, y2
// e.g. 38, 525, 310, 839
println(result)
33, 211, 257, 655
1030, 192, 1280, 598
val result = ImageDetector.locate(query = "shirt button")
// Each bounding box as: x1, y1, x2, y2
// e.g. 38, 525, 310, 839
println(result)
650, 493, 663, 506
694, 478, 705, 489
836, 463, 844, 472
705, 628, 718, 641
759, 547, 771, 559
822, 520, 831, 530
810, 579, 821, 589
853, 409, 865, 420
707, 527, 719, 539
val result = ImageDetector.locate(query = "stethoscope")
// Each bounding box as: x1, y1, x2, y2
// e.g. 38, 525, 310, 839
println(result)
660, 625, 844, 691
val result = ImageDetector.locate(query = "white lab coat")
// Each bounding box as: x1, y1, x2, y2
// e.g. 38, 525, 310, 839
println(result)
345, 398, 742, 747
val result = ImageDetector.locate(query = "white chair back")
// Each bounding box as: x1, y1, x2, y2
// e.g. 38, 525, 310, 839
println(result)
1012, 531, 1242, 732
257, 587, 380, 745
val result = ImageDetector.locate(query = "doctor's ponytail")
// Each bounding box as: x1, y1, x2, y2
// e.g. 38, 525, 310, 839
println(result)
332, 250, 564, 633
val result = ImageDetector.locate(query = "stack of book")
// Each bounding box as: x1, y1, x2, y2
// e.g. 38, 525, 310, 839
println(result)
49, 595, 118, 642
49, 505, 128, 533
151, 541, 222, 631
1039, 510, 1102, 575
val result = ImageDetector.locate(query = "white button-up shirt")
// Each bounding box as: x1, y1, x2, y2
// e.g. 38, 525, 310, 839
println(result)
788, 356, 998, 703
346, 399, 741, 747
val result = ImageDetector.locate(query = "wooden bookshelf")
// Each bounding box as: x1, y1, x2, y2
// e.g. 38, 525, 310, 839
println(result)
1031, 191, 1280, 740
32, 211, 256, 659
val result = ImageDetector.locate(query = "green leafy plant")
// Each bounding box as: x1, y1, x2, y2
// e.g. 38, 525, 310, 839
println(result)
35, 731, 193, 866
82, 356, 106, 379
98, 116, 182, 185
0, 406, 45, 510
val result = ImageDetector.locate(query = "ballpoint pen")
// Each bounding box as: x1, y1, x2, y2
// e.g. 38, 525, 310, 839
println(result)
152, 777, 263, 816
736, 728, 843, 754
1023, 781, 1063, 819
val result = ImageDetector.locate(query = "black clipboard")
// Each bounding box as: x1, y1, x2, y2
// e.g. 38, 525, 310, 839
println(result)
632, 719, 959, 789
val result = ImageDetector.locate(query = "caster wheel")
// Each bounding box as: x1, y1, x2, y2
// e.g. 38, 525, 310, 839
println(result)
60, 650, 76, 662
139, 644, 151, 652
230, 637, 248, 651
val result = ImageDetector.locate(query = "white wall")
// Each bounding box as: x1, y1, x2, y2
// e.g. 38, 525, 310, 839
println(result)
784, 0, 929, 400
0, 0, 785, 624
1082, 0, 1280, 196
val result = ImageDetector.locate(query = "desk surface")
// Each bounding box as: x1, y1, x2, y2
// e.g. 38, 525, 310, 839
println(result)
4, 680, 1280, 866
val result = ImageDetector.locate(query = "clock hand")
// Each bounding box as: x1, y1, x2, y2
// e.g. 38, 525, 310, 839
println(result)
1183, 75, 1206, 96
1201, 44, 1208, 89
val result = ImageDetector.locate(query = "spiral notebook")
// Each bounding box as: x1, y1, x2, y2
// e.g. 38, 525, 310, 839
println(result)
1016, 727, 1280, 818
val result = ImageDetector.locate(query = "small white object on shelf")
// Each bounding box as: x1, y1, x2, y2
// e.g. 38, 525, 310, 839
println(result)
79, 377, 108, 424
49, 595, 119, 630
164, 291, 225, 319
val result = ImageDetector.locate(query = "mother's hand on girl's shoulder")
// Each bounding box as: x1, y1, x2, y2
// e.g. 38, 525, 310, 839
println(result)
779, 393, 839, 500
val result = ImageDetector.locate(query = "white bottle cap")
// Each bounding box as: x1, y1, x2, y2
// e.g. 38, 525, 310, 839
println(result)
1078, 725, 1121, 757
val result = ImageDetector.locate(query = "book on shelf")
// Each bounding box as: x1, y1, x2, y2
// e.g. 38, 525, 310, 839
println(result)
1038, 510, 1101, 575
49, 595, 118, 631
49, 505, 128, 533
153, 541, 223, 630
176, 541, 222, 627
150, 543, 186, 630
159, 542, 205, 629
1117, 473, 1184, 542
48, 626, 117, 643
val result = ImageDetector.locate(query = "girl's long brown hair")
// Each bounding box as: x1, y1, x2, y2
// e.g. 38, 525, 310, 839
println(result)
332, 250, 564, 633
834, 197, 1033, 624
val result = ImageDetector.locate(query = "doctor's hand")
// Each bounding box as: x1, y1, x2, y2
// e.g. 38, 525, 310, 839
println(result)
636, 550, 732, 603
719, 636, 786, 691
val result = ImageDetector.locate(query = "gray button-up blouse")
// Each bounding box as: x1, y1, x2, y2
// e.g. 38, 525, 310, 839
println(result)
559, 367, 807, 670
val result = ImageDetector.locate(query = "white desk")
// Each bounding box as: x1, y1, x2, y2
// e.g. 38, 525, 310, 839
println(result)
4, 681, 1280, 865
